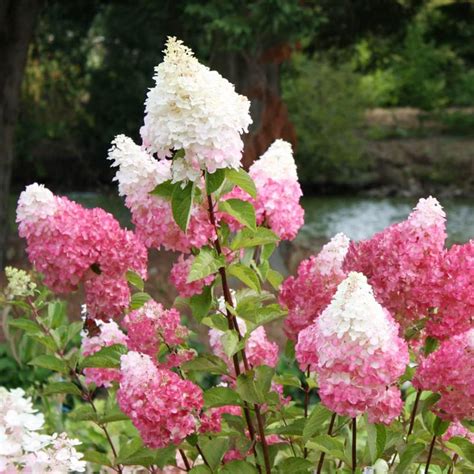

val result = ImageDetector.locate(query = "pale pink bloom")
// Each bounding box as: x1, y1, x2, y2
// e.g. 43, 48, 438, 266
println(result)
442, 422, 474, 443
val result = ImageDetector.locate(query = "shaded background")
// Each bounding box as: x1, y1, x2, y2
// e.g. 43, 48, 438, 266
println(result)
1, 0, 474, 269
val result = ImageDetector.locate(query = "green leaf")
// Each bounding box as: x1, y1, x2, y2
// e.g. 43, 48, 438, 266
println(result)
201, 313, 229, 332
220, 460, 258, 473
199, 437, 229, 470
273, 374, 301, 388
43, 382, 82, 397
67, 321, 84, 344
367, 422, 386, 464
99, 406, 129, 423
126, 270, 144, 291
219, 199, 256, 231
221, 330, 240, 358
276, 457, 312, 473
236, 371, 264, 404
228, 263, 261, 292
261, 243, 276, 261
81, 344, 127, 369
47, 301, 66, 329
81, 450, 112, 467
424, 336, 439, 356
189, 286, 213, 322
231, 227, 280, 250
188, 248, 225, 283
182, 354, 228, 375
395, 443, 425, 473
130, 292, 151, 310
203, 387, 242, 408
9, 318, 42, 335
28, 354, 68, 374
444, 437, 474, 464
433, 416, 450, 436
206, 168, 226, 194
306, 434, 345, 456
303, 405, 333, 443
255, 365, 275, 397
150, 180, 176, 199
70, 404, 97, 421
117, 446, 156, 466
172, 181, 195, 232
267, 269, 284, 290
226, 168, 257, 198
190, 466, 212, 474
30, 334, 58, 351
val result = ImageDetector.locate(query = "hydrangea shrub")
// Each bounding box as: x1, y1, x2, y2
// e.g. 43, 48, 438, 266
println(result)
1, 37, 473, 473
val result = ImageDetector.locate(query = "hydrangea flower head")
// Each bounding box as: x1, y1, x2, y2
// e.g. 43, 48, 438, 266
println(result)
140, 37, 252, 178
414, 329, 474, 421
311, 272, 408, 421
170, 254, 215, 298
283, 233, 350, 340
344, 197, 446, 332
4, 267, 36, 299
118, 351, 203, 448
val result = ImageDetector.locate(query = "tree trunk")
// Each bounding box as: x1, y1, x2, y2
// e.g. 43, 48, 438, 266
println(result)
0, 0, 42, 267
210, 44, 297, 169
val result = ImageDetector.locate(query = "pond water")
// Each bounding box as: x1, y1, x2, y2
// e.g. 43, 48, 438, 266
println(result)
66, 193, 473, 245
300, 196, 473, 245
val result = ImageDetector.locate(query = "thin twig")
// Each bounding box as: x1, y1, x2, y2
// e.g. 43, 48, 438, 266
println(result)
425, 435, 436, 474
408, 389, 422, 437
316, 413, 337, 474
352, 417, 357, 473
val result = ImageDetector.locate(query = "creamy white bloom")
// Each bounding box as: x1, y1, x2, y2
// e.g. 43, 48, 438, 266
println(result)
4, 267, 36, 299
409, 196, 446, 228
141, 37, 252, 177
250, 139, 298, 182
16, 183, 57, 224
0, 387, 85, 472
314, 233, 350, 277
108, 134, 171, 198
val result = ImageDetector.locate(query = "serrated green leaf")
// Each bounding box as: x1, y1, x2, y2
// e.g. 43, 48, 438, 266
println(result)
126, 270, 144, 291
149, 180, 176, 199
201, 313, 229, 332
182, 354, 228, 375
228, 263, 261, 292
81, 344, 127, 369
206, 168, 226, 194
172, 181, 194, 232
81, 450, 112, 467
273, 374, 301, 388
433, 416, 450, 436
189, 286, 213, 322
30, 333, 58, 351
99, 406, 129, 423
444, 437, 474, 464
43, 381, 82, 397
236, 371, 264, 404
28, 354, 68, 374
261, 243, 276, 261
303, 405, 333, 443
188, 248, 225, 282
219, 199, 256, 231
255, 365, 274, 397
367, 422, 386, 464
200, 437, 229, 470
47, 301, 66, 329
70, 404, 97, 421
67, 321, 84, 344
130, 292, 151, 310
231, 227, 280, 250
203, 387, 242, 408
395, 443, 425, 473
226, 168, 257, 198
221, 330, 240, 358
9, 318, 42, 335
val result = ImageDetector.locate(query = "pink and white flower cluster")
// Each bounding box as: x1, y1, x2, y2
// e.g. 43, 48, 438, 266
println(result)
140, 37, 252, 181
17, 183, 147, 319
117, 352, 203, 448
297, 272, 409, 422
108, 135, 215, 253
414, 329, 474, 421
0, 387, 85, 473
170, 255, 215, 298
280, 232, 350, 340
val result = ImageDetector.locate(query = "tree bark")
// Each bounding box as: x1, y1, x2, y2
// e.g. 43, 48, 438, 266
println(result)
0, 0, 42, 267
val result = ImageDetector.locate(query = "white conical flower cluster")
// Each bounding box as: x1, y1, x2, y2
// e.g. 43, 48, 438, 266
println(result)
140, 37, 252, 180
16, 183, 57, 225
250, 139, 298, 182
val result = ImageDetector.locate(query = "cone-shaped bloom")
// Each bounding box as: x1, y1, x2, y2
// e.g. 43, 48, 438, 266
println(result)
17, 183, 147, 319
81, 320, 128, 388
282, 233, 350, 340
307, 272, 408, 421
117, 352, 203, 448
414, 329, 474, 421
344, 197, 446, 332
140, 37, 251, 180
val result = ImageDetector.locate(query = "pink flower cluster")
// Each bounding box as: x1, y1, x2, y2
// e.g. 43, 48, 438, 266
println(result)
199, 406, 241, 433
299, 272, 408, 422
442, 422, 474, 443
81, 320, 128, 388
123, 300, 189, 361
17, 184, 147, 319
117, 352, 203, 448
414, 329, 474, 421
170, 255, 215, 298
343, 197, 446, 333
281, 233, 350, 340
